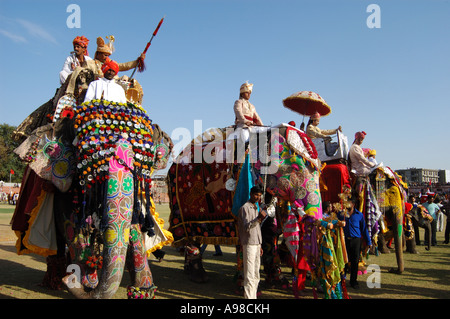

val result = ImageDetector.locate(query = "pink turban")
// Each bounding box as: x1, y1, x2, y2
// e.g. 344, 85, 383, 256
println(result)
310, 112, 321, 120
355, 131, 366, 140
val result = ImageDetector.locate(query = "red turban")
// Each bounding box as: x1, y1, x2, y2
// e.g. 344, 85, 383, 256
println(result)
101, 60, 119, 75
355, 131, 366, 140
73, 36, 89, 55
288, 121, 296, 127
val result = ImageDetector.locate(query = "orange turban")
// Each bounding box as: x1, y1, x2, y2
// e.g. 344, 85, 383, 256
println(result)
73, 36, 89, 55
101, 60, 119, 75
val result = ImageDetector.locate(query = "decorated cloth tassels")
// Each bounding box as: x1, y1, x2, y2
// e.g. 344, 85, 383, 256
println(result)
127, 284, 157, 299
340, 274, 350, 299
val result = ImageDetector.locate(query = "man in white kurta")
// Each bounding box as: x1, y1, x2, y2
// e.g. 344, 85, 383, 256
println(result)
234, 82, 263, 128
60, 36, 92, 85
83, 60, 127, 104
237, 186, 267, 299
349, 131, 376, 176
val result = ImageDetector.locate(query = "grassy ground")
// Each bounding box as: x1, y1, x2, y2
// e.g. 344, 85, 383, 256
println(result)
1, 203, 449, 299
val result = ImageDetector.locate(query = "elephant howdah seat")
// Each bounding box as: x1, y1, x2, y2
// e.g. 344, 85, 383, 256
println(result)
311, 130, 349, 163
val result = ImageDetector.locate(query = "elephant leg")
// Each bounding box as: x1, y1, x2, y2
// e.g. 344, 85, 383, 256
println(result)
377, 231, 390, 254
424, 222, 432, 251
413, 223, 420, 245
41, 190, 72, 290
184, 242, 208, 283
125, 224, 157, 299
41, 255, 67, 290
405, 234, 418, 254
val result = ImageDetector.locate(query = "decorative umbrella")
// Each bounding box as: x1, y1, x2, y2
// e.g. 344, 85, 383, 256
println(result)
282, 91, 332, 117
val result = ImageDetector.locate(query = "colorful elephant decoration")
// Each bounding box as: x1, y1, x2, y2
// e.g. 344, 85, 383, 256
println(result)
316, 134, 410, 275
168, 124, 350, 298
11, 71, 173, 299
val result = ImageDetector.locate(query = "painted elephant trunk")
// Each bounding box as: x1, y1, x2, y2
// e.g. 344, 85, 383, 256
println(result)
390, 213, 404, 274
63, 140, 155, 299
63, 242, 129, 299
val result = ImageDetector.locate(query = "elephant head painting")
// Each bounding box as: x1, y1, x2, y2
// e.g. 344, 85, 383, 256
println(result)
60, 99, 173, 298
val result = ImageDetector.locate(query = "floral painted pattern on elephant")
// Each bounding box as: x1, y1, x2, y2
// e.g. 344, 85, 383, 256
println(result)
266, 132, 322, 219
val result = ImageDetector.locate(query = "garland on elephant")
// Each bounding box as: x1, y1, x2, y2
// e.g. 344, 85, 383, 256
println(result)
167, 124, 350, 298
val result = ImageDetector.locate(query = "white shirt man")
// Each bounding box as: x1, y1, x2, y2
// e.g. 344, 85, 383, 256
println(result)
60, 54, 93, 85
60, 36, 92, 85
349, 131, 376, 176
237, 186, 267, 299
83, 60, 127, 104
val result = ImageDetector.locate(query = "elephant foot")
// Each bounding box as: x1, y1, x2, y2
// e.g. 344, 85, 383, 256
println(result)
127, 284, 157, 299
40, 255, 67, 290
184, 244, 209, 283
189, 257, 209, 283
388, 268, 403, 275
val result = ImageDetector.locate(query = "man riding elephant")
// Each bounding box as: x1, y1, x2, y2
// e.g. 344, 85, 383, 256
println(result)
349, 131, 376, 177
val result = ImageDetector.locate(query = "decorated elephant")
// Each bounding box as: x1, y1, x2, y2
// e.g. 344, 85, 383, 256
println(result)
325, 164, 408, 274
167, 124, 349, 298
311, 130, 409, 275
366, 167, 408, 273
59, 97, 173, 299
11, 70, 173, 298
406, 204, 433, 252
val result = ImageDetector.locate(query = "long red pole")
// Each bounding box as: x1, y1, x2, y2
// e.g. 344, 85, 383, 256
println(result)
130, 16, 165, 79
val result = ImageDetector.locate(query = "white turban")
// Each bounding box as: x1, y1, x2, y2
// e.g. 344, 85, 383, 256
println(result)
240, 82, 253, 94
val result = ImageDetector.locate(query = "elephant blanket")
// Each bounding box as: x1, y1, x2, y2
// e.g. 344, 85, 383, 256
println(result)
168, 124, 323, 250
168, 140, 238, 247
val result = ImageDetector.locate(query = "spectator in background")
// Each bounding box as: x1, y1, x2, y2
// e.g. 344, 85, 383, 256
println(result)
423, 195, 440, 246
200, 244, 223, 256
338, 195, 372, 289
322, 201, 333, 219
435, 196, 445, 232
442, 196, 449, 244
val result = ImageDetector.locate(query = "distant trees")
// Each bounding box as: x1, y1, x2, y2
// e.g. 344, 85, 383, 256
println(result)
0, 123, 25, 183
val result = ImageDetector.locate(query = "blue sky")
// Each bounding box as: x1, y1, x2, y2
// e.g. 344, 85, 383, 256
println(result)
0, 0, 449, 171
